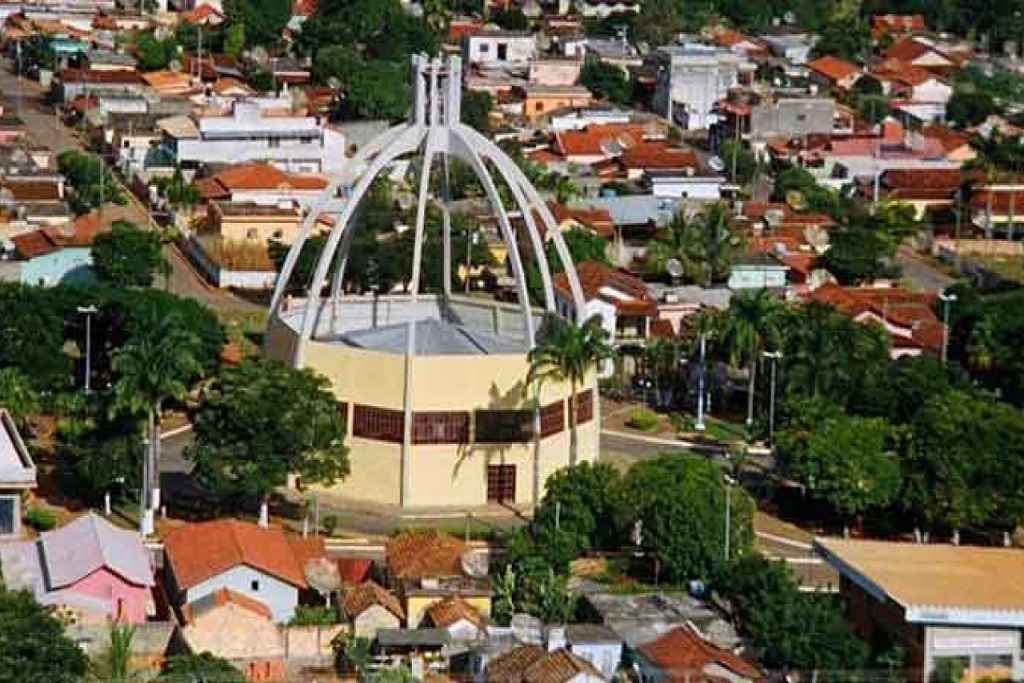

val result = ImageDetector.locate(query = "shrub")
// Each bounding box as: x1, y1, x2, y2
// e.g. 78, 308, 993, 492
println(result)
322, 513, 339, 536
289, 605, 338, 626
626, 408, 659, 431
24, 506, 57, 532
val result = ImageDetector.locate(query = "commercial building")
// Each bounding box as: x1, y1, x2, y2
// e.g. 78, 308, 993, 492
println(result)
816, 538, 1024, 682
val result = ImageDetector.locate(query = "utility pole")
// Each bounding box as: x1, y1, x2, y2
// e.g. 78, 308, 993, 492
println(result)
723, 473, 734, 562
939, 291, 957, 365
762, 350, 782, 444
77, 305, 97, 393
694, 331, 708, 431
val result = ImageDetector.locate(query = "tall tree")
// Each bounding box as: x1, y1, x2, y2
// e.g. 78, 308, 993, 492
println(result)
188, 359, 349, 520
580, 61, 631, 105
646, 204, 741, 286
527, 315, 613, 466
88, 624, 141, 683
722, 290, 784, 426
91, 221, 167, 288
111, 308, 204, 531
0, 586, 88, 683
0, 369, 39, 425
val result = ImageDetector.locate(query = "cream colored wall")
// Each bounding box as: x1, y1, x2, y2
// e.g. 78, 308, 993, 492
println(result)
352, 604, 400, 639
405, 595, 492, 629
218, 216, 301, 244
267, 318, 600, 509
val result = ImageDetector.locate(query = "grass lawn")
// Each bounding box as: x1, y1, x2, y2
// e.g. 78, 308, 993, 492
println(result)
673, 411, 749, 443
973, 255, 1024, 284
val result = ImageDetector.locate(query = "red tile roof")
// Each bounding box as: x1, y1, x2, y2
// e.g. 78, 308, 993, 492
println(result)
875, 169, 962, 200
59, 68, 142, 85
883, 37, 952, 67
649, 318, 676, 338
553, 123, 648, 158
712, 29, 765, 51
181, 587, 272, 623
920, 124, 972, 154
871, 14, 926, 34
807, 284, 943, 353
210, 161, 329, 192
969, 188, 1024, 214
4, 179, 62, 202
639, 626, 762, 682
619, 142, 699, 172
547, 201, 615, 238
164, 519, 324, 590
872, 58, 938, 87
426, 596, 485, 628
808, 56, 861, 83
11, 213, 105, 259
553, 260, 657, 316
342, 580, 404, 620
293, 0, 317, 16
181, 3, 225, 23
487, 645, 602, 683
386, 532, 467, 580
337, 558, 373, 584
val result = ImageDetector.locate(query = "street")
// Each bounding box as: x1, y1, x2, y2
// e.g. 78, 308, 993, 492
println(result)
896, 245, 956, 292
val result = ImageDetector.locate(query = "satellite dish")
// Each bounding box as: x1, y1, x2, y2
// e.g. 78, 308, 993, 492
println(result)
510, 614, 543, 643
250, 46, 270, 67
764, 208, 784, 229
168, 59, 182, 72
327, 76, 341, 91
304, 558, 341, 598
666, 258, 684, 280
461, 550, 489, 579
708, 156, 725, 173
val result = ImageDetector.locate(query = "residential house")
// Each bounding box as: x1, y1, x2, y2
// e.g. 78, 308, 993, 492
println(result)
568, 195, 680, 267
883, 36, 959, 74
206, 200, 306, 244
483, 644, 604, 683
83, 49, 137, 72
968, 182, 1024, 237
545, 201, 616, 241
163, 519, 326, 623
158, 102, 346, 173
463, 31, 537, 66
918, 124, 976, 163
180, 3, 227, 26
0, 512, 154, 623
523, 85, 593, 122
195, 161, 329, 209
871, 14, 927, 38
54, 68, 143, 103
652, 45, 750, 130
141, 70, 197, 97
576, 0, 639, 18
564, 625, 624, 680
548, 106, 631, 132
583, 38, 643, 71
386, 532, 492, 629
529, 58, 582, 87
341, 580, 404, 639
584, 590, 740, 651
423, 596, 487, 640
179, 587, 287, 681
734, 201, 832, 288
806, 284, 944, 358
871, 59, 952, 104
0, 409, 36, 538
807, 55, 862, 91
0, 213, 103, 287
816, 538, 1024, 683
749, 96, 837, 141
552, 260, 656, 377
858, 168, 961, 220
711, 29, 769, 60
636, 626, 762, 683
551, 123, 653, 165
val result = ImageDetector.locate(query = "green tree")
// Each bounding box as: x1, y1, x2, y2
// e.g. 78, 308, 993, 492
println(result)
223, 0, 290, 47
527, 315, 613, 466
530, 463, 623, 569
946, 88, 998, 128
852, 74, 883, 96
580, 61, 631, 105
622, 455, 754, 582
0, 369, 39, 424
818, 227, 895, 284
779, 414, 901, 528
111, 308, 205, 528
91, 221, 167, 288
344, 60, 412, 120
165, 167, 200, 210
0, 586, 88, 682
134, 31, 180, 70
462, 89, 494, 133
856, 94, 891, 125
159, 653, 246, 683
490, 8, 528, 30
722, 290, 784, 426
223, 22, 246, 58
88, 624, 141, 683
646, 204, 742, 286
0, 285, 71, 389
812, 20, 869, 61
719, 138, 757, 185
57, 150, 125, 213
189, 359, 349, 516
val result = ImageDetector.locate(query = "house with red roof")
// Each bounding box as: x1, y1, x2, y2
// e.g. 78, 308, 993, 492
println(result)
552, 123, 654, 165
917, 124, 976, 163
808, 55, 862, 91
163, 519, 325, 623
1, 212, 104, 287
180, 2, 226, 25
636, 625, 762, 683
857, 168, 963, 219
712, 29, 769, 60
871, 14, 927, 38
806, 283, 944, 358
196, 161, 328, 207
968, 181, 1024, 236
871, 59, 952, 104
882, 37, 958, 74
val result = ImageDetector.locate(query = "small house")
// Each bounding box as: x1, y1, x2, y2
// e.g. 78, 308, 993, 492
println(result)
0, 409, 36, 537
636, 626, 762, 683
423, 596, 487, 640
342, 580, 404, 639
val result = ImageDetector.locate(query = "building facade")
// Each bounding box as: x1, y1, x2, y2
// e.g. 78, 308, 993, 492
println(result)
652, 45, 748, 130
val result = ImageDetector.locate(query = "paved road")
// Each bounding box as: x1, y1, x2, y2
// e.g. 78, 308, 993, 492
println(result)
896, 245, 956, 292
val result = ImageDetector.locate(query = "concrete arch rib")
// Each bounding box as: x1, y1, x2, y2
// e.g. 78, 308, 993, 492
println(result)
409, 129, 441, 299
458, 125, 587, 323
448, 130, 536, 348
270, 122, 409, 315
454, 124, 556, 315
294, 124, 428, 367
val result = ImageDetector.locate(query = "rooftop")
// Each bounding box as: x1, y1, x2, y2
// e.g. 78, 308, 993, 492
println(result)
0, 410, 36, 486
552, 260, 657, 317
639, 626, 762, 680
487, 645, 602, 683
387, 531, 468, 580
339, 319, 525, 357
816, 538, 1024, 625
342, 580, 404, 620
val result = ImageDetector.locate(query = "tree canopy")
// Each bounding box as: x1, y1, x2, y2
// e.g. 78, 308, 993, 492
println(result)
158, 653, 247, 683
189, 359, 349, 505
91, 221, 167, 288
57, 151, 125, 214
580, 61, 631, 105
0, 587, 88, 683
134, 31, 180, 70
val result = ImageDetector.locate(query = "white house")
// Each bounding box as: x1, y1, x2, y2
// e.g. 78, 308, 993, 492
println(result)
645, 169, 724, 200
158, 102, 346, 174
565, 625, 624, 681
652, 44, 750, 130
462, 31, 537, 66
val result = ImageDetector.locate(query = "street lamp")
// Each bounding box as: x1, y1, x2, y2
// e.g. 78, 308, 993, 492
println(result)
76, 305, 98, 393
694, 331, 709, 431
723, 473, 736, 562
939, 291, 957, 365
762, 350, 783, 444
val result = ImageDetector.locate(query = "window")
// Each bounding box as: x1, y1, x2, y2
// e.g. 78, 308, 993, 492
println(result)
535, 101, 544, 112
250, 580, 260, 591
268, 137, 280, 148
479, 43, 490, 53
574, 389, 594, 424
475, 410, 534, 443
539, 400, 564, 437
247, 228, 259, 240
412, 411, 470, 444
497, 43, 508, 61
487, 465, 516, 503
353, 404, 405, 442
0, 496, 16, 536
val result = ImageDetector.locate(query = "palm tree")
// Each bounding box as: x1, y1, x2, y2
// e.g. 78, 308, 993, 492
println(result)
528, 315, 613, 466
721, 290, 783, 426
89, 624, 139, 683
645, 204, 743, 286
684, 308, 722, 421
111, 308, 203, 533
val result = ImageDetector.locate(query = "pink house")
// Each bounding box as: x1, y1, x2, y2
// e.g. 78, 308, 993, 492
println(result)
0, 512, 154, 623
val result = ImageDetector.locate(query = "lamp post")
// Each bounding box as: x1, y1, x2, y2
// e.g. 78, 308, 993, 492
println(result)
723, 473, 735, 562
77, 305, 98, 393
939, 291, 957, 365
762, 350, 782, 444
695, 331, 708, 431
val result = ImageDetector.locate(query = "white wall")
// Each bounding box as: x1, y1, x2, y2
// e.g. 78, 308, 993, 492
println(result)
464, 35, 536, 66
649, 176, 724, 200
183, 565, 299, 623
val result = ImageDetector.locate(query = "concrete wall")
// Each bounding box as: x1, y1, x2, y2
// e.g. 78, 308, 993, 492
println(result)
183, 565, 299, 624
463, 35, 537, 66
352, 604, 400, 639
750, 99, 835, 140
182, 235, 277, 290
